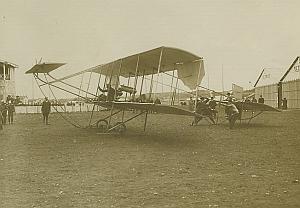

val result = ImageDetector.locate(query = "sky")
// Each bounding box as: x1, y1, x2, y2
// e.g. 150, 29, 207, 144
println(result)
1, 0, 300, 98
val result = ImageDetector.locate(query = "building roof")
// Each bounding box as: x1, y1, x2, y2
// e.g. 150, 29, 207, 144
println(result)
254, 56, 300, 87
0, 59, 18, 68
280, 56, 300, 82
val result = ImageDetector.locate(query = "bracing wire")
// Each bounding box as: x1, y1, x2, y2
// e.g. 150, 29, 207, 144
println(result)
36, 73, 82, 128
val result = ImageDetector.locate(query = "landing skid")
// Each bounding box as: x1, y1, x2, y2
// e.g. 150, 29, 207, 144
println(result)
93, 110, 147, 134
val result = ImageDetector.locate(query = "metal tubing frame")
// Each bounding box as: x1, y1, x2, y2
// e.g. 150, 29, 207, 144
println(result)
34, 73, 91, 100
169, 68, 175, 105
108, 60, 123, 127
131, 55, 140, 101
143, 110, 148, 131
143, 74, 194, 96
172, 76, 179, 105
148, 68, 155, 100
34, 73, 82, 128
122, 72, 132, 122
85, 70, 93, 98
139, 69, 146, 97
90, 109, 123, 127
46, 73, 96, 97
88, 73, 102, 126
78, 72, 85, 98
194, 59, 203, 111
107, 110, 146, 132
154, 47, 164, 95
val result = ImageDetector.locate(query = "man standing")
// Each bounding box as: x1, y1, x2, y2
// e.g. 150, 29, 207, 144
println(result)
258, 95, 264, 104
251, 97, 257, 103
154, 97, 161, 104
282, 98, 288, 110
208, 97, 217, 119
7, 101, 15, 124
41, 97, 51, 125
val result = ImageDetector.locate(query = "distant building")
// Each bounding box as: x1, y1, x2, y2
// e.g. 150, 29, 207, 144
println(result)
254, 56, 300, 108
0, 60, 18, 101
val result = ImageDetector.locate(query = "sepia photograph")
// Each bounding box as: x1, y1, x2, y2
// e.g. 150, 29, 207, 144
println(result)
1, 0, 299, 207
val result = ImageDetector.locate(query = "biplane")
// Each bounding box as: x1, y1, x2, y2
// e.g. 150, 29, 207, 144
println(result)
26, 46, 279, 133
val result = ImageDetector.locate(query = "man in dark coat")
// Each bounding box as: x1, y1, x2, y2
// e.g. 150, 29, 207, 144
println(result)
258, 95, 264, 104
251, 97, 257, 103
98, 84, 123, 102
192, 97, 216, 125
282, 98, 288, 110
41, 97, 51, 125
7, 101, 15, 124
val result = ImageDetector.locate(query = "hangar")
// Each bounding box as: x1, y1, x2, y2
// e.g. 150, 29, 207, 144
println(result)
254, 56, 300, 109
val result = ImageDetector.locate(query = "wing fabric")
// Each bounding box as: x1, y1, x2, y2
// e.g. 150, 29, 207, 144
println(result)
177, 60, 205, 90
234, 102, 280, 112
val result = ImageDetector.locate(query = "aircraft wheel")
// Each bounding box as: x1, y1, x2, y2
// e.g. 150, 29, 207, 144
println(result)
96, 119, 108, 132
114, 122, 126, 134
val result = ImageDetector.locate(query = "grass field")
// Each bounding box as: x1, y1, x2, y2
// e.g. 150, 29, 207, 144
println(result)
0, 110, 299, 208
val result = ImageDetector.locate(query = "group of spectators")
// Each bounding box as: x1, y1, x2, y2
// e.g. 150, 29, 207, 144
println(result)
0, 96, 52, 130
244, 95, 265, 104
245, 95, 288, 109
0, 95, 16, 130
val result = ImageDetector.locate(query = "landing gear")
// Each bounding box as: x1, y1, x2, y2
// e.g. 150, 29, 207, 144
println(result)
96, 119, 126, 134
112, 122, 127, 134
96, 119, 108, 132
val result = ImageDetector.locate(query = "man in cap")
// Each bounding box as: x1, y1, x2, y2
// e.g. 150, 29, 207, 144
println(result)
258, 95, 264, 104
98, 84, 123, 102
208, 97, 217, 119
192, 97, 216, 125
41, 97, 51, 125
222, 98, 240, 129
7, 100, 15, 124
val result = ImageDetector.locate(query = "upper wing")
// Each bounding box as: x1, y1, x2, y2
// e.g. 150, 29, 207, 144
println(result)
95, 101, 198, 116
89, 46, 204, 90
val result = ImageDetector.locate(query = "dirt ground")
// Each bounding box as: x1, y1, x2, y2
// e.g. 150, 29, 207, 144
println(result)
0, 109, 299, 208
